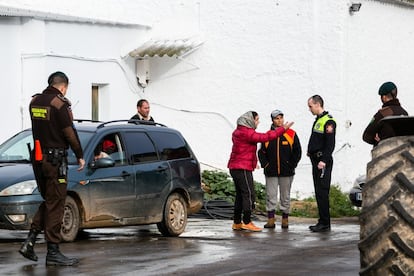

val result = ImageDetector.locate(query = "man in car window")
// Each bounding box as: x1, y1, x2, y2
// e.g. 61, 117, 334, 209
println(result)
94, 139, 116, 160
19, 71, 85, 266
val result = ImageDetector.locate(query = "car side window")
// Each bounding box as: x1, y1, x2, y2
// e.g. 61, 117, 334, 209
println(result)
148, 131, 191, 161
123, 132, 158, 164
93, 133, 126, 166
0, 131, 33, 162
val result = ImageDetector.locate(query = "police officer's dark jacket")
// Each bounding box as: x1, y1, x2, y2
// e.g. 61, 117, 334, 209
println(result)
362, 98, 408, 146
258, 126, 302, 177
29, 86, 83, 159
307, 111, 336, 163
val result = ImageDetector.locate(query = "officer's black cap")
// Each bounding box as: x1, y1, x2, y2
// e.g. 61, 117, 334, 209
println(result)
378, 81, 397, 96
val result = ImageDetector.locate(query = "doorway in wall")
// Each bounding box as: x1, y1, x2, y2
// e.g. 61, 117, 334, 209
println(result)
92, 85, 99, 121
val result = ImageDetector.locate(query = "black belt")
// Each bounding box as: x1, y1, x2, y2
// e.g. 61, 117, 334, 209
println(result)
310, 151, 323, 158
43, 148, 66, 155
42, 148, 67, 166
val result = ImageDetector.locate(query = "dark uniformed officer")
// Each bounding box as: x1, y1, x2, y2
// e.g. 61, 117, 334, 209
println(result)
362, 81, 408, 146
19, 71, 85, 266
306, 95, 336, 233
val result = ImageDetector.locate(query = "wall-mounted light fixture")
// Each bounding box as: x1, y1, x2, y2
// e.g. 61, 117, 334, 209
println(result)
349, 3, 362, 13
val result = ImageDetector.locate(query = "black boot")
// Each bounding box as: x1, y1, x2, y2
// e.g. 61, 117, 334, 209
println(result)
46, 242, 79, 266
19, 229, 40, 261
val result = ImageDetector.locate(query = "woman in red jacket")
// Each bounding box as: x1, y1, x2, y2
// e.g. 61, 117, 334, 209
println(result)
228, 111, 293, 232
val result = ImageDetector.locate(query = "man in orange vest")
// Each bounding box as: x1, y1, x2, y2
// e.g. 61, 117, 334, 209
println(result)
258, 110, 302, 229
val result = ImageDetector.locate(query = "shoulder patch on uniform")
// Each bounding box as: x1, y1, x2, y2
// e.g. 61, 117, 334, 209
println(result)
51, 95, 67, 109
326, 123, 334, 133
379, 106, 393, 117
57, 94, 71, 105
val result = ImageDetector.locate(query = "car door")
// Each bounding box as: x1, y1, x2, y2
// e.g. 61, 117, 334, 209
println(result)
85, 132, 137, 222
123, 131, 171, 218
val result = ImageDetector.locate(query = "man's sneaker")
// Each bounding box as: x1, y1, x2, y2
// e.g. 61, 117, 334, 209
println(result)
232, 223, 243, 231
241, 222, 262, 232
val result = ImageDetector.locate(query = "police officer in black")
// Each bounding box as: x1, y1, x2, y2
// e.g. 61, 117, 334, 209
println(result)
306, 95, 336, 232
19, 71, 85, 266
363, 81, 408, 146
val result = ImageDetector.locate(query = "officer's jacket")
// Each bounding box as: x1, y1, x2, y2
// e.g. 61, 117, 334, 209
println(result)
228, 125, 286, 171
307, 111, 336, 163
362, 99, 408, 146
258, 126, 302, 177
29, 86, 83, 159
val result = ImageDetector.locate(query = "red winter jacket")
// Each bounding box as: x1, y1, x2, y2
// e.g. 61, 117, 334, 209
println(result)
228, 125, 286, 171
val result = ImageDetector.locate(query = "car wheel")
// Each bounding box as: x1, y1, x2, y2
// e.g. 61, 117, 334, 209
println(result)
359, 136, 414, 275
157, 193, 187, 237
61, 196, 80, 242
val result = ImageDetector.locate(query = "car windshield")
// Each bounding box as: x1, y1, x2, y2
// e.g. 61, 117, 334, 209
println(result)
0, 130, 94, 164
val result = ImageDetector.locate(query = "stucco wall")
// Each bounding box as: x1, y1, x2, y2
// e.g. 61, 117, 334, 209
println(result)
0, 0, 413, 198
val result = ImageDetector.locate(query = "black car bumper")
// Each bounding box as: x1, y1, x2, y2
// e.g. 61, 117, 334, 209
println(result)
0, 195, 42, 230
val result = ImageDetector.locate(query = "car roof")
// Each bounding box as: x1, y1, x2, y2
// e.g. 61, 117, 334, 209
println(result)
73, 119, 179, 135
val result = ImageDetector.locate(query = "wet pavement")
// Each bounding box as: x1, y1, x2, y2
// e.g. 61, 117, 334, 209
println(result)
0, 216, 360, 275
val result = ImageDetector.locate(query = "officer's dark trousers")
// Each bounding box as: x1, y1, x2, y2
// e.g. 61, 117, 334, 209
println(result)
32, 158, 67, 244
230, 169, 255, 224
310, 158, 333, 226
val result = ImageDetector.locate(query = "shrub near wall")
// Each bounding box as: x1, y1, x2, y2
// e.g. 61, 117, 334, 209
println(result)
201, 170, 277, 213
201, 170, 360, 217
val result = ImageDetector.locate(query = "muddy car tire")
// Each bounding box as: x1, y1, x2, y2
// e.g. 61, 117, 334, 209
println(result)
157, 193, 187, 237
359, 137, 414, 275
61, 196, 80, 242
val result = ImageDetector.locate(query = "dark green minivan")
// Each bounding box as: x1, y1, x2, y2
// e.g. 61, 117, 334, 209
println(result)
0, 120, 203, 241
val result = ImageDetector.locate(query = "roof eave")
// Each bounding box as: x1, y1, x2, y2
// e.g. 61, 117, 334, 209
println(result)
0, 4, 151, 27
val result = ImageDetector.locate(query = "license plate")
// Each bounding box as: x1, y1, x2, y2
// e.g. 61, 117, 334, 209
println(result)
356, 192, 362, 201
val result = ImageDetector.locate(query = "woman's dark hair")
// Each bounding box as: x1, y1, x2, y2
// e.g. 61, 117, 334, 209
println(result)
251, 111, 258, 119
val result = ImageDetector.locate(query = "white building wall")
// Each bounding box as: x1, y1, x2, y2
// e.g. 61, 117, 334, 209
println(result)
0, 0, 413, 198
1, 17, 26, 137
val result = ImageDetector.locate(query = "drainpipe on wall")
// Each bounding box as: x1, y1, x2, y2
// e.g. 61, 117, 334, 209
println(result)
136, 59, 150, 89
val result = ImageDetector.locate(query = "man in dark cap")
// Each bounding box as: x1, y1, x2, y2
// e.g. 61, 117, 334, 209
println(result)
362, 81, 408, 146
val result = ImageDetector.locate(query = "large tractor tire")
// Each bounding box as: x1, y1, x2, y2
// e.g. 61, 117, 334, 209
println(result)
359, 136, 414, 275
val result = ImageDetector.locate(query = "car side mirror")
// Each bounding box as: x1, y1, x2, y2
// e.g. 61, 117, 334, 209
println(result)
89, 157, 115, 169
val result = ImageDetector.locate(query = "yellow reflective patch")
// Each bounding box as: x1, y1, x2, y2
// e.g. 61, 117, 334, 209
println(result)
58, 178, 66, 184
31, 107, 48, 119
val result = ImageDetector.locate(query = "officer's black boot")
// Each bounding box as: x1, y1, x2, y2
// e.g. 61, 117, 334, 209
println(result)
46, 242, 79, 266
19, 229, 40, 261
